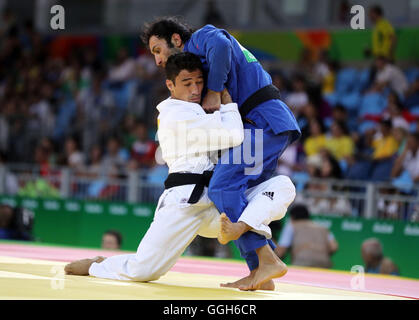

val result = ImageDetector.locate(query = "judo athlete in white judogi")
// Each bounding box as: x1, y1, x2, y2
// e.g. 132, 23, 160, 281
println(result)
64, 53, 296, 290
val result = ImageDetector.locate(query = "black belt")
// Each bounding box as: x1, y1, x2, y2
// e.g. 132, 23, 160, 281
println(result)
239, 84, 281, 123
164, 171, 213, 204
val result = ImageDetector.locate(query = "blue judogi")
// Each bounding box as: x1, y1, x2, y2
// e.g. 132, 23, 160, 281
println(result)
184, 25, 301, 270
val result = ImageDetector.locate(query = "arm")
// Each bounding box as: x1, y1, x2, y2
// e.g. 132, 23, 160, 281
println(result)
328, 233, 338, 255
172, 102, 244, 153
193, 27, 232, 112
274, 222, 293, 259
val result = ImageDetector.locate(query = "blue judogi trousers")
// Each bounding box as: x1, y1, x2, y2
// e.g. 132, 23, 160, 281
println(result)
208, 103, 295, 271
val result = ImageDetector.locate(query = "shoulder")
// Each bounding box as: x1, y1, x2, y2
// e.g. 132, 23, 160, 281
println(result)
158, 99, 204, 123
380, 257, 399, 274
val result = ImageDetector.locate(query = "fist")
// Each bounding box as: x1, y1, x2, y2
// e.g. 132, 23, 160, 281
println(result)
202, 89, 221, 113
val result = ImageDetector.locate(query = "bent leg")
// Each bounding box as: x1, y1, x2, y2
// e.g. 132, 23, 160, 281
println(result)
209, 128, 292, 269
89, 201, 211, 281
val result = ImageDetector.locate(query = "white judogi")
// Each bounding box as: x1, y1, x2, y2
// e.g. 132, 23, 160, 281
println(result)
89, 98, 295, 281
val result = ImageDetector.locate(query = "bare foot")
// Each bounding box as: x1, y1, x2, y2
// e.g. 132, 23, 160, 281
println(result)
65, 256, 106, 276
218, 213, 250, 245
239, 246, 287, 291
220, 270, 275, 291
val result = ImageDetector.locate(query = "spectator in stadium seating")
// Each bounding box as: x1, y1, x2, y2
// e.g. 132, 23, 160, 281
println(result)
101, 230, 123, 250
367, 5, 396, 61
62, 136, 85, 172
77, 70, 117, 153
0, 105, 8, 153
363, 118, 399, 182
404, 76, 419, 109
0, 152, 19, 195
299, 101, 320, 141
285, 73, 309, 118
27, 83, 55, 138
361, 238, 399, 275
34, 144, 53, 176
369, 56, 408, 98
371, 118, 399, 161
393, 126, 409, 156
331, 104, 348, 125
276, 141, 302, 178
130, 121, 157, 169
385, 92, 413, 131
304, 118, 327, 158
270, 69, 290, 101
0, 8, 17, 37
303, 149, 352, 215
102, 135, 129, 176
296, 48, 316, 83
85, 145, 105, 178
120, 114, 137, 150
274, 204, 338, 268
325, 120, 354, 161
313, 50, 337, 95
61, 52, 87, 97
0, 204, 34, 241
391, 131, 419, 183
108, 48, 137, 83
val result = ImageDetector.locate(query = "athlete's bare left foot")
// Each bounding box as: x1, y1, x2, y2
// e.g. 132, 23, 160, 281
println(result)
239, 246, 287, 291
64, 256, 106, 276
218, 213, 251, 245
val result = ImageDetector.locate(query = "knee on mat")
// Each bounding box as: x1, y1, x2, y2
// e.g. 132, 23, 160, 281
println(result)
129, 267, 162, 282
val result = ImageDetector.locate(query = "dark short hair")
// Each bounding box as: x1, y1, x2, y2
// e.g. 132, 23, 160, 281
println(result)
141, 16, 193, 47
289, 204, 310, 220
165, 52, 203, 83
104, 230, 122, 246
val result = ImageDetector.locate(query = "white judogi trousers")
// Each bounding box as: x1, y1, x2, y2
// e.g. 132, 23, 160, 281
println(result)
89, 175, 295, 281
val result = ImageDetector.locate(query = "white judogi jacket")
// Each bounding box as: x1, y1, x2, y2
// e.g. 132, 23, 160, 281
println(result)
156, 97, 244, 174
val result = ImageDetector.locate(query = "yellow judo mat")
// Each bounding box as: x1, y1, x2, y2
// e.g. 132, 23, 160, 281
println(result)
0, 256, 410, 300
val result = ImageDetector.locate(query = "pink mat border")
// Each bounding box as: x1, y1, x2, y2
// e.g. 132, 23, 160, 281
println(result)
0, 243, 418, 299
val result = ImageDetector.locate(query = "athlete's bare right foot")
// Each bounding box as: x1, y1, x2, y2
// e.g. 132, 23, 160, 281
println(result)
220, 271, 275, 291
218, 213, 251, 245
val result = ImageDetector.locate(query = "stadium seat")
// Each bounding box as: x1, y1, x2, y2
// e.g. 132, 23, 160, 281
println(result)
52, 99, 76, 140
291, 171, 310, 192
354, 68, 371, 93
358, 121, 377, 133
335, 68, 359, 95
324, 92, 338, 107
370, 159, 395, 182
339, 92, 361, 110
392, 170, 414, 193
409, 105, 419, 116
358, 92, 387, 118
405, 67, 419, 84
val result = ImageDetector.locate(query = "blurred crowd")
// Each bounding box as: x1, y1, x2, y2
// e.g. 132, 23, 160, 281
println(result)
0, 8, 168, 199
0, 6, 419, 218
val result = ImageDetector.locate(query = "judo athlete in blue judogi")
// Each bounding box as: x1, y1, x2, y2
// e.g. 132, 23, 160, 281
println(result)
143, 17, 301, 290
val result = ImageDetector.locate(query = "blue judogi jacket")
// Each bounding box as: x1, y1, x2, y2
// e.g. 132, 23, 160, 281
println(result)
183, 24, 301, 140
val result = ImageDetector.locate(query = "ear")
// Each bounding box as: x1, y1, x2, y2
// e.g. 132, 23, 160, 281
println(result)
171, 33, 182, 48
166, 79, 174, 92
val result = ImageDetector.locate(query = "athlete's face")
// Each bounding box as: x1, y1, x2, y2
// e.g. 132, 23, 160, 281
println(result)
166, 69, 204, 104
149, 35, 182, 68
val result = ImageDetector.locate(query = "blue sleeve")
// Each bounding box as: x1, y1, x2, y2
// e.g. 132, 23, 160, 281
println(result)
278, 222, 294, 248
193, 26, 232, 92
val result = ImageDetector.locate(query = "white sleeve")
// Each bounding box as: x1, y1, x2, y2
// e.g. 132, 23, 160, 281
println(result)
178, 103, 244, 153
